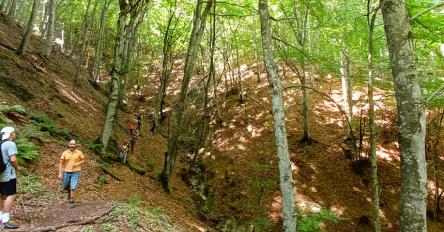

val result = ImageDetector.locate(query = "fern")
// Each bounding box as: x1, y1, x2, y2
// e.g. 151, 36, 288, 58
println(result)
15, 139, 39, 165
0, 105, 26, 114
30, 112, 73, 140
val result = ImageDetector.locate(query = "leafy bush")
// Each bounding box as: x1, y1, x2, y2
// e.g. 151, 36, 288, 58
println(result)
18, 174, 48, 196
15, 139, 39, 165
248, 216, 273, 232
297, 209, 341, 232
0, 105, 26, 114
30, 112, 73, 140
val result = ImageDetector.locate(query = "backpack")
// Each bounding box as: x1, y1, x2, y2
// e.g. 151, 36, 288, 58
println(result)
0, 140, 8, 173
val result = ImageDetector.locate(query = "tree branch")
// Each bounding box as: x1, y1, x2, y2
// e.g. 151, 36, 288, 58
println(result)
411, 2, 444, 21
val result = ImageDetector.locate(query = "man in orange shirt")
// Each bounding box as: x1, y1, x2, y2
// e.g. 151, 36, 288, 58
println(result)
58, 140, 85, 209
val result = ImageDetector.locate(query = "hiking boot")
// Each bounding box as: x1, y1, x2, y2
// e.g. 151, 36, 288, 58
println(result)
68, 202, 75, 209
3, 222, 18, 229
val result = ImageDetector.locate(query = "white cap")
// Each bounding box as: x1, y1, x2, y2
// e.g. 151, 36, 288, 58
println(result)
1, 126, 15, 140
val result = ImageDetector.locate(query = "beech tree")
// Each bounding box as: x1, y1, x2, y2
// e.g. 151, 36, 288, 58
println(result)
381, 0, 427, 231
259, 0, 297, 231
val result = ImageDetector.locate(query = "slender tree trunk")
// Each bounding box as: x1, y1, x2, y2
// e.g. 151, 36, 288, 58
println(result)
39, 0, 47, 38
259, 0, 296, 231
252, 17, 261, 83
235, 38, 244, 103
367, 5, 381, 232
153, 1, 176, 132
92, 0, 110, 83
16, 0, 39, 56
159, 0, 214, 192
7, 0, 17, 18
101, 0, 148, 153
381, 0, 427, 231
42, 0, 55, 57
71, 0, 92, 58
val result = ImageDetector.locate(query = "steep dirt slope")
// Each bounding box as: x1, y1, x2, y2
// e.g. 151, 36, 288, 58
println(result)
0, 13, 209, 231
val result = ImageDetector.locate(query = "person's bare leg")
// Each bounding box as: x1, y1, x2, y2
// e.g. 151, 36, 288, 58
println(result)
2, 195, 15, 223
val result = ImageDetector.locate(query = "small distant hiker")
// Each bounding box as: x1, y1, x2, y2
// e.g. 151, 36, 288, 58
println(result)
128, 123, 137, 136
58, 140, 85, 209
130, 136, 137, 154
0, 126, 20, 229
118, 141, 129, 164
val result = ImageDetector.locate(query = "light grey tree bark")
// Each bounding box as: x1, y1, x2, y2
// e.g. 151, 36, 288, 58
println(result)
159, 0, 214, 192
92, 0, 110, 83
259, 0, 296, 231
381, 0, 427, 231
42, 0, 55, 57
367, 3, 381, 231
39, 0, 47, 38
16, 0, 39, 56
71, 0, 92, 59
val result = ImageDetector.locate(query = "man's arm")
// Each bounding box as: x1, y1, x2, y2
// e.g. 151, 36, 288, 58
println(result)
9, 155, 20, 172
58, 156, 64, 180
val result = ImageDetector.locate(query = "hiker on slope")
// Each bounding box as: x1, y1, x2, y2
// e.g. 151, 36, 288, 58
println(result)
58, 139, 85, 209
0, 126, 20, 229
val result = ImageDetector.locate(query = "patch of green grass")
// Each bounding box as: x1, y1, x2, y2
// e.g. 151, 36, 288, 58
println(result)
81, 226, 95, 232
248, 216, 273, 232
18, 174, 48, 196
100, 223, 118, 232
97, 176, 108, 186
127, 194, 142, 207
297, 209, 341, 232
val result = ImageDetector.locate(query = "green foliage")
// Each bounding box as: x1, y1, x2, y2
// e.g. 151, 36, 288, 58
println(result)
248, 216, 273, 232
0, 105, 26, 114
97, 176, 108, 186
30, 112, 73, 140
297, 209, 341, 232
15, 139, 39, 165
18, 174, 48, 196
127, 194, 142, 207
146, 158, 155, 171
100, 223, 117, 232
81, 226, 95, 232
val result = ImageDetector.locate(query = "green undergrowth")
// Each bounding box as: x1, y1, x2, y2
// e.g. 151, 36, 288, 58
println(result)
297, 208, 342, 232
30, 111, 74, 140
88, 194, 185, 232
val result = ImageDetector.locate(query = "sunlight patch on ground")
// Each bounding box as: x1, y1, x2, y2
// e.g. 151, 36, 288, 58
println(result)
376, 145, 399, 162
187, 222, 207, 232
53, 78, 99, 113
428, 180, 443, 195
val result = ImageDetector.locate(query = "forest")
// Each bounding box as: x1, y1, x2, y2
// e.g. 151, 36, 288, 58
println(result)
0, 0, 444, 231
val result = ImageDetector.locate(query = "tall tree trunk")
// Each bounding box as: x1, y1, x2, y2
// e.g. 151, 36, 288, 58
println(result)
252, 17, 261, 83
39, 0, 47, 38
381, 0, 427, 231
159, 0, 214, 192
42, 0, 55, 57
71, 0, 92, 58
7, 0, 17, 18
292, 2, 312, 143
16, 0, 39, 56
92, 0, 110, 83
101, 0, 148, 153
259, 0, 296, 231
367, 4, 381, 232
153, 0, 178, 132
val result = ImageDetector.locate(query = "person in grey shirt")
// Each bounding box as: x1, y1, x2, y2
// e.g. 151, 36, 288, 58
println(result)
0, 126, 20, 229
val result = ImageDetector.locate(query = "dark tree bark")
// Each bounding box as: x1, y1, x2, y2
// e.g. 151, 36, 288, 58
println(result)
152, 0, 177, 132
16, 0, 39, 56
159, 0, 214, 192
92, 0, 110, 83
100, 0, 149, 153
